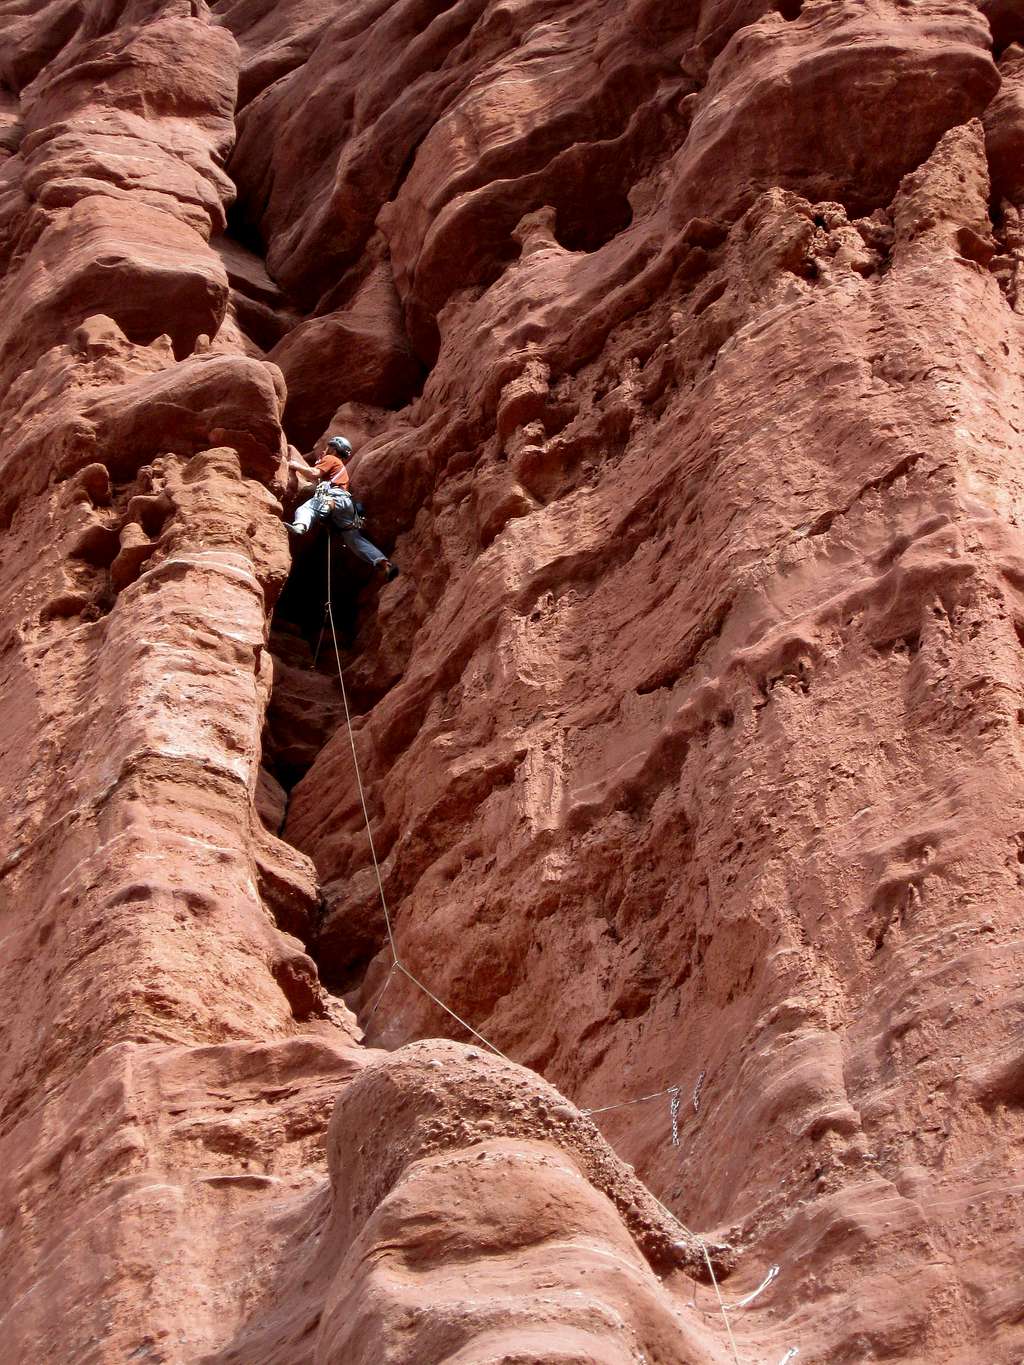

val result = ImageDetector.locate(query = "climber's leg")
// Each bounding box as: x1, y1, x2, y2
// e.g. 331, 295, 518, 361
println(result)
288, 498, 320, 535
340, 528, 399, 581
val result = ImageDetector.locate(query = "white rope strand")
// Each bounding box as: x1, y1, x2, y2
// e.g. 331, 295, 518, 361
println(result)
365, 962, 398, 1020
326, 536, 399, 965
325, 537, 509, 1062
395, 961, 513, 1063
646, 1191, 741, 1365
582, 1083, 684, 1117
700, 1239, 742, 1365
725, 1263, 779, 1311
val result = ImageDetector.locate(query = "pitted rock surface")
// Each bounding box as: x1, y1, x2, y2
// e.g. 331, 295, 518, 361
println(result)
1, 0, 1023, 1362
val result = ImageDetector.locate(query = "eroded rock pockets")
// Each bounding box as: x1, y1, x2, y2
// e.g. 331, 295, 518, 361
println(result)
0, 5, 755, 1363
245, 25, 1024, 1365
218, 0, 1006, 360
5, 0, 1024, 1362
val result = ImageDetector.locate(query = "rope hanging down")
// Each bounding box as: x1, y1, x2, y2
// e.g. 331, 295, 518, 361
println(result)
325, 537, 512, 1063
321, 538, 794, 1365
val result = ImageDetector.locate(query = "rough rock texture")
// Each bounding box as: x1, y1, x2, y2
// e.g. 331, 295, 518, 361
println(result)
2, 0, 1024, 1362
210, 1041, 729, 1365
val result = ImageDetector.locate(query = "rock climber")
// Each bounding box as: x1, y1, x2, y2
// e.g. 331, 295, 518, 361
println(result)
286, 435, 399, 581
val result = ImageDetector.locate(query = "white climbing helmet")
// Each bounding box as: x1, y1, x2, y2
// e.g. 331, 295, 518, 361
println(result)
326, 435, 353, 461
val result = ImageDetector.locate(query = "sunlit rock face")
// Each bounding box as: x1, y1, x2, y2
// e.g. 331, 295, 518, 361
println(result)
0, 0, 1022, 1360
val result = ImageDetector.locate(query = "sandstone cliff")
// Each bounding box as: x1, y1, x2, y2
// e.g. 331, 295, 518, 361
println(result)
0, 0, 1022, 1361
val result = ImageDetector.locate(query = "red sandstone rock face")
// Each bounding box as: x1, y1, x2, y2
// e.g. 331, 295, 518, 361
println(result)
2, 0, 1024, 1361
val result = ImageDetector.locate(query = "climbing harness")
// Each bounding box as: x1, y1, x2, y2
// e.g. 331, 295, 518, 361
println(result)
322, 539, 798, 1365
313, 481, 364, 530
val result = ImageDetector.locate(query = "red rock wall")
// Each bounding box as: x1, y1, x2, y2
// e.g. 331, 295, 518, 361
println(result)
1, 0, 1023, 1361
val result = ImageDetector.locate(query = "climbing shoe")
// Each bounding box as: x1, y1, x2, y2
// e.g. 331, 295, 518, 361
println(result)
378, 559, 399, 582
286, 522, 305, 536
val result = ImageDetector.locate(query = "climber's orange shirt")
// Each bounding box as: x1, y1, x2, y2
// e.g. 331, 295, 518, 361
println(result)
314, 452, 349, 488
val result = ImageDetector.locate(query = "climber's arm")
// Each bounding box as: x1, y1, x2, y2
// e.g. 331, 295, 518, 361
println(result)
286, 449, 319, 484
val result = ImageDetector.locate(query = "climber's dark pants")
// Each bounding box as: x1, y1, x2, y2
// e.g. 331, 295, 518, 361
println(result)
337, 527, 387, 569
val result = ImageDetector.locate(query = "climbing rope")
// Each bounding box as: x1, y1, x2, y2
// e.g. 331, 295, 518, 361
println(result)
321, 537, 795, 1365
581, 1082, 683, 1118
699, 1237, 742, 1365
324, 536, 513, 1063
725, 1263, 780, 1311
364, 961, 398, 1021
